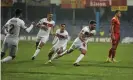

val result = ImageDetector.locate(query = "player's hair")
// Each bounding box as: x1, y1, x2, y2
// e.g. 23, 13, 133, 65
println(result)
61, 24, 66, 26
15, 9, 22, 17
89, 20, 96, 25
115, 10, 120, 14
47, 13, 53, 16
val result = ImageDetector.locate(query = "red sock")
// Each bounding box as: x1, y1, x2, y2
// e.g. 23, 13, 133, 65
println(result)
108, 48, 112, 58
112, 49, 116, 58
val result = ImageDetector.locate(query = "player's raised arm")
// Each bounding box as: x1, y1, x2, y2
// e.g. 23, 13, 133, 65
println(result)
21, 21, 35, 33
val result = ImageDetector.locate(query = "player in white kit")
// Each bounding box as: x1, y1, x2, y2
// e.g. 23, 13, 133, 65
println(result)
31, 13, 55, 60
52, 20, 96, 66
1, 9, 35, 63
45, 24, 69, 64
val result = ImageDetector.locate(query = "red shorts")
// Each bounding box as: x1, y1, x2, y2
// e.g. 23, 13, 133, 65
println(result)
111, 33, 120, 45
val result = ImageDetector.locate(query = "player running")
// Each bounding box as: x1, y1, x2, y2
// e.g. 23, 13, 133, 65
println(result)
31, 13, 55, 60
106, 10, 121, 63
45, 24, 69, 64
1, 9, 35, 63
50, 20, 96, 66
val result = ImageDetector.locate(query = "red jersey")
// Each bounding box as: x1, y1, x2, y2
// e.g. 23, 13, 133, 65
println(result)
111, 17, 120, 34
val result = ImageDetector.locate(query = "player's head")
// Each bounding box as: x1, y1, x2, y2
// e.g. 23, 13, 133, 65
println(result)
15, 9, 22, 17
115, 10, 121, 18
89, 20, 96, 30
60, 24, 66, 32
47, 13, 53, 21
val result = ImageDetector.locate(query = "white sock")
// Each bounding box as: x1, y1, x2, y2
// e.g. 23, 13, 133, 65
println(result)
75, 54, 84, 63
33, 49, 40, 57
51, 53, 58, 60
60, 50, 67, 56
1, 56, 12, 63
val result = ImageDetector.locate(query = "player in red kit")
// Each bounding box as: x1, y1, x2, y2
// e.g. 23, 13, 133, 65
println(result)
106, 10, 121, 63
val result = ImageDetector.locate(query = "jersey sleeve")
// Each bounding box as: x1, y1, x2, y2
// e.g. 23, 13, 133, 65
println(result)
66, 31, 68, 36
111, 18, 116, 25
90, 30, 96, 35
53, 21, 55, 27
65, 31, 69, 37
4, 19, 11, 27
66, 31, 69, 39
81, 27, 85, 34
20, 20, 27, 29
81, 27, 88, 34
38, 18, 44, 25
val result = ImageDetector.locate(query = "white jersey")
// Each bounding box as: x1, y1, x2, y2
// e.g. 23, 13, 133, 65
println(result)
37, 18, 55, 37
56, 29, 68, 43
80, 26, 96, 43
3, 17, 29, 45
4, 17, 27, 38
69, 26, 96, 50
52, 29, 69, 51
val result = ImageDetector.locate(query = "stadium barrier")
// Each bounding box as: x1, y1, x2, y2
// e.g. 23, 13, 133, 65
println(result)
1, 34, 133, 43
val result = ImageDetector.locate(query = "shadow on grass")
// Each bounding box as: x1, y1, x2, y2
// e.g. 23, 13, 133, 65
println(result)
2, 60, 133, 69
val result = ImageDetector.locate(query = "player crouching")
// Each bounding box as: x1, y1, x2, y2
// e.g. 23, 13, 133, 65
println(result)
45, 24, 69, 64
50, 20, 96, 66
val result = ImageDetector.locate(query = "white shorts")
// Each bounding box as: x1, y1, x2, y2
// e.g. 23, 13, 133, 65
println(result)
70, 37, 87, 51
36, 36, 49, 43
52, 41, 67, 52
4, 37, 19, 46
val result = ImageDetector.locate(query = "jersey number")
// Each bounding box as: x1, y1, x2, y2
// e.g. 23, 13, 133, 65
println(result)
9, 24, 15, 34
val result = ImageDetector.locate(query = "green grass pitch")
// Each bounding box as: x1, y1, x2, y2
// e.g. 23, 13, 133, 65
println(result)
1, 41, 133, 80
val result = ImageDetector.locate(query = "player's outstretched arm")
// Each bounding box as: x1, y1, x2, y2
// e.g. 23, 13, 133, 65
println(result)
25, 22, 35, 33
21, 21, 35, 33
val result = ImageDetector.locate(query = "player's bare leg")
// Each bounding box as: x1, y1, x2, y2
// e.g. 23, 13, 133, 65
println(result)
32, 41, 44, 60
107, 39, 116, 63
1, 52, 6, 59
1, 42, 8, 59
54, 48, 74, 60
45, 48, 60, 64
107, 43, 118, 63
1, 45, 17, 63
106, 45, 114, 63
36, 41, 40, 49
73, 49, 86, 66
48, 49, 55, 60
51, 47, 64, 60
111, 41, 119, 63
45, 48, 74, 64
45, 47, 64, 64
45, 49, 55, 64
55, 45, 75, 59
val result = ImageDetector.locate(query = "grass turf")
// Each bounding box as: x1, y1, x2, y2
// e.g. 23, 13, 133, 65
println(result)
1, 41, 133, 80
